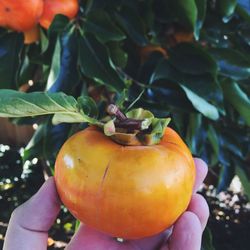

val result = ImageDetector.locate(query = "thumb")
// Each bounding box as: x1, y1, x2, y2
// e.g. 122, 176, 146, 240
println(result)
3, 177, 61, 250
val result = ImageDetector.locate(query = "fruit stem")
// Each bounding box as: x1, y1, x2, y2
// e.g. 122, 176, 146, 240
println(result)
107, 104, 127, 121
107, 104, 144, 131
114, 119, 143, 131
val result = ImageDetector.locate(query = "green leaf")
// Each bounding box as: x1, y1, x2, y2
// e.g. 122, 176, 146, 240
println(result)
185, 113, 202, 154
207, 125, 219, 164
236, 166, 250, 199
40, 29, 49, 54
47, 26, 80, 93
181, 85, 219, 120
77, 96, 98, 118
168, 0, 198, 31
202, 227, 215, 250
156, 0, 197, 30
169, 43, 217, 75
221, 79, 250, 125
115, 5, 148, 45
218, 0, 237, 18
85, 9, 126, 43
0, 32, 23, 89
209, 48, 250, 80
238, 23, 250, 46
150, 59, 220, 120
236, 5, 250, 23
107, 41, 128, 68
0, 90, 95, 125
126, 108, 154, 120
18, 55, 37, 87
194, 0, 207, 39
78, 32, 125, 91
48, 14, 70, 36
46, 38, 61, 90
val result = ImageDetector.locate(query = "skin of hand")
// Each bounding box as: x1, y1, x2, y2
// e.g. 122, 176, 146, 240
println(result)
3, 158, 209, 250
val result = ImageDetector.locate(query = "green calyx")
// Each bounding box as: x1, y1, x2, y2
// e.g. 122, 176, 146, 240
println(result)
102, 105, 171, 146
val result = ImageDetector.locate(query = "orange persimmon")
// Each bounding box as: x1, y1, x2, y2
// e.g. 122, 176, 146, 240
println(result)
55, 126, 195, 239
39, 0, 79, 29
0, 0, 43, 44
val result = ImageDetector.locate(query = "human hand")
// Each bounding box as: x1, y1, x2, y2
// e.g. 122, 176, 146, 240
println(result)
4, 158, 209, 250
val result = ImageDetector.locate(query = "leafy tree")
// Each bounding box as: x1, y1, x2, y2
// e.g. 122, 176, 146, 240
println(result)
0, 0, 250, 248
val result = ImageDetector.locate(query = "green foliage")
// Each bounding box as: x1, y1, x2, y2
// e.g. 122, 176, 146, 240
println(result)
202, 227, 215, 250
0, 90, 98, 125
0, 0, 250, 247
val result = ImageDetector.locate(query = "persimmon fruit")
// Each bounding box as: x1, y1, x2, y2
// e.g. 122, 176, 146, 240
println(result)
0, 0, 43, 44
0, 0, 43, 31
55, 109, 195, 239
39, 0, 79, 29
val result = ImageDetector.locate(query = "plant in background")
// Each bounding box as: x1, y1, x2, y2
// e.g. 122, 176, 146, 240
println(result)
0, 0, 249, 248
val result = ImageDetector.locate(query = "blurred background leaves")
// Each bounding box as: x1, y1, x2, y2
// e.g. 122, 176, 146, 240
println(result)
0, 0, 250, 249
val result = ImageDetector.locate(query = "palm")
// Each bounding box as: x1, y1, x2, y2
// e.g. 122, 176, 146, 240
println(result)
66, 225, 171, 250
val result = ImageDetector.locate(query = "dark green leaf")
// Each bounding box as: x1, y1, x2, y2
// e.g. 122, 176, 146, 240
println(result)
169, 43, 217, 75
40, 29, 49, 54
46, 38, 61, 90
238, 23, 250, 46
217, 163, 235, 192
195, 0, 207, 39
150, 60, 220, 120
107, 41, 128, 68
78, 32, 125, 91
221, 79, 250, 125
145, 86, 194, 111
85, 9, 125, 43
236, 166, 250, 199
218, 0, 237, 18
185, 113, 202, 154
77, 95, 98, 118
47, 27, 80, 93
166, 0, 198, 30
115, 5, 148, 45
202, 227, 215, 250
209, 48, 250, 80
207, 125, 219, 164
48, 14, 70, 36
18, 55, 37, 86
0, 32, 23, 89
235, 4, 250, 23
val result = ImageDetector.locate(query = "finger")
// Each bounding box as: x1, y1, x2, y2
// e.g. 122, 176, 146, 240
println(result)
165, 211, 202, 250
193, 158, 208, 193
188, 194, 209, 231
3, 177, 61, 250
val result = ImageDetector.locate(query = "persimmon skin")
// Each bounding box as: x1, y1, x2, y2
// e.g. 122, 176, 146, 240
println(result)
55, 127, 195, 239
39, 0, 79, 29
0, 0, 43, 31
